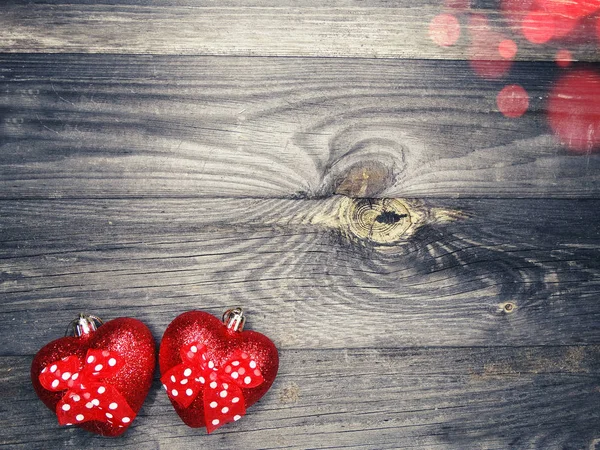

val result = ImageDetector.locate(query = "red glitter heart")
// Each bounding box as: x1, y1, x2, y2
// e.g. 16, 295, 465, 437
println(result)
31, 315, 156, 437
159, 309, 278, 432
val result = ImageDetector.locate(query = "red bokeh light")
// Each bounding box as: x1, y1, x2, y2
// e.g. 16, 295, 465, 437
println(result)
468, 14, 513, 79
498, 39, 518, 59
502, 0, 600, 44
497, 84, 529, 118
522, 11, 556, 43
546, 0, 600, 19
555, 49, 573, 67
429, 14, 461, 47
547, 70, 600, 152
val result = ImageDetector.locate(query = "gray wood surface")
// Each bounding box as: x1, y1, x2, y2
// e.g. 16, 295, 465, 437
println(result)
2, 346, 599, 449
2, 2, 599, 61
2, 1, 600, 449
2, 55, 600, 200
2, 197, 600, 353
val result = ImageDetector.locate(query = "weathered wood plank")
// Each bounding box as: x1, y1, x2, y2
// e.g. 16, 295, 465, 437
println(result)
1, 3, 599, 62
2, 197, 599, 352
2, 55, 600, 199
1, 346, 598, 449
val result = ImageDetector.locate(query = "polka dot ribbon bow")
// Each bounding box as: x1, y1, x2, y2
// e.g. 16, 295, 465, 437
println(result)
161, 342, 264, 433
39, 349, 136, 428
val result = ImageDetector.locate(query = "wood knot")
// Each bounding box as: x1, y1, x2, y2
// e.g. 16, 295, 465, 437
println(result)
339, 197, 412, 245
333, 162, 395, 198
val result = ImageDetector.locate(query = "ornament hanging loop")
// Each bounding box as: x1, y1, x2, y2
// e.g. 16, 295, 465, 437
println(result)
222, 307, 245, 332
65, 313, 103, 337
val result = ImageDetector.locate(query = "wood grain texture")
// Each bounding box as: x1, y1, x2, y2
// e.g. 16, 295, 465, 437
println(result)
2, 197, 599, 354
2, 54, 600, 200
2, 346, 599, 449
2, 2, 600, 446
2, 2, 600, 62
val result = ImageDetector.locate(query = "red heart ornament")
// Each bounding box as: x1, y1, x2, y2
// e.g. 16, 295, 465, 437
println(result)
159, 308, 278, 433
31, 314, 156, 437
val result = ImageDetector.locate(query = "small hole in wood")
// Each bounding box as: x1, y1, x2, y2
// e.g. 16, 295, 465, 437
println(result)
502, 302, 515, 313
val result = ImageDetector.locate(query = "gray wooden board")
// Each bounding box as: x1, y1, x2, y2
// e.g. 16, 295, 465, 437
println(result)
2, 2, 599, 61
2, 55, 600, 199
1, 346, 599, 449
2, 197, 600, 353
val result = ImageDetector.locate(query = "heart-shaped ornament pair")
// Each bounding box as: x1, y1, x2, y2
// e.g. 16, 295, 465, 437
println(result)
31, 308, 279, 436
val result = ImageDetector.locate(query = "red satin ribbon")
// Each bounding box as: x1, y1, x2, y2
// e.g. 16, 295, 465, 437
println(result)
39, 349, 135, 428
161, 342, 264, 433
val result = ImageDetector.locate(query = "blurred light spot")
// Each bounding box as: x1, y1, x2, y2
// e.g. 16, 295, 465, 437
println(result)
468, 14, 513, 79
522, 11, 555, 43
547, 0, 600, 19
429, 14, 461, 47
498, 39, 518, 59
555, 49, 573, 67
470, 58, 512, 79
548, 70, 600, 152
503, 0, 600, 43
497, 84, 529, 118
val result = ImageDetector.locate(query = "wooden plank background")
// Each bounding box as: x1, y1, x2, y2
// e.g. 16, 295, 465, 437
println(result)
2, 55, 599, 199
2, 3, 600, 61
1, 1, 600, 449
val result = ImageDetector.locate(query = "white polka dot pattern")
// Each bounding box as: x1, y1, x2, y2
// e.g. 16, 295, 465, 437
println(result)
160, 342, 265, 433
39, 349, 137, 428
